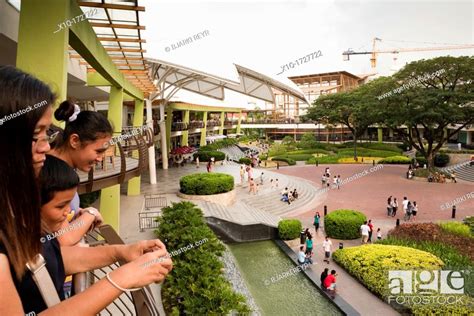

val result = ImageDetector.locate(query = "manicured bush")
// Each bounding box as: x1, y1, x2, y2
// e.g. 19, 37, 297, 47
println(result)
288, 148, 330, 155
271, 156, 296, 165
238, 157, 251, 165
324, 209, 367, 239
377, 237, 472, 270
341, 142, 402, 153
337, 148, 397, 158
464, 216, 474, 234
387, 223, 474, 262
378, 155, 412, 164
180, 173, 234, 195
278, 219, 302, 240
286, 154, 313, 161
439, 221, 472, 238
199, 138, 238, 151
155, 202, 249, 315
267, 144, 288, 157
194, 150, 225, 162
333, 245, 448, 315
434, 152, 450, 167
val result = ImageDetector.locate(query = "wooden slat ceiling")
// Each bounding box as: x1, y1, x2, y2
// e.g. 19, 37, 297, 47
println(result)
71, 0, 156, 96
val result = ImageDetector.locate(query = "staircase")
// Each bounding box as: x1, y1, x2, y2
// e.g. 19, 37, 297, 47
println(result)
442, 161, 474, 182
219, 145, 246, 162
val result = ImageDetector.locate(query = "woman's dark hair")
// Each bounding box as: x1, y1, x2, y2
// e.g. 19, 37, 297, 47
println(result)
0, 65, 55, 278
39, 155, 79, 205
52, 100, 112, 149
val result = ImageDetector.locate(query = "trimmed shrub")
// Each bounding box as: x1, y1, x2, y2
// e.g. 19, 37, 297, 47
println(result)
324, 209, 367, 239
199, 138, 238, 151
286, 154, 313, 161
238, 157, 251, 165
195, 150, 225, 162
278, 219, 302, 240
464, 216, 474, 234
333, 245, 443, 298
288, 148, 330, 155
434, 152, 450, 167
180, 173, 234, 195
378, 155, 411, 164
337, 148, 397, 158
271, 156, 296, 165
155, 202, 249, 315
439, 221, 472, 238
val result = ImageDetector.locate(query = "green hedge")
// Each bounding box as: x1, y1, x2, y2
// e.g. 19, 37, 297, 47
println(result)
337, 148, 397, 158
271, 156, 296, 165
194, 150, 225, 162
180, 173, 234, 195
439, 222, 472, 238
199, 138, 238, 151
238, 157, 252, 165
155, 202, 249, 315
340, 142, 402, 153
434, 152, 450, 167
333, 245, 443, 297
464, 216, 474, 235
378, 155, 412, 164
278, 219, 302, 240
324, 209, 367, 239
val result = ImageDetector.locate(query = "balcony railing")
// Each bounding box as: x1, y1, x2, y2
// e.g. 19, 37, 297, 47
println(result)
171, 122, 188, 132
188, 120, 204, 129
206, 120, 220, 128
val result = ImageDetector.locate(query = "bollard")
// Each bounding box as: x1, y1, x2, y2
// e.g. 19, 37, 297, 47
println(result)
316, 160, 319, 167
324, 205, 327, 216
339, 242, 343, 249
396, 219, 400, 226
452, 205, 456, 219
277, 162, 280, 170
373, 159, 375, 166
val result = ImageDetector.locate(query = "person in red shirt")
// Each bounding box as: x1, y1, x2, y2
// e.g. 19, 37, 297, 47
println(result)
368, 219, 374, 243
323, 270, 337, 298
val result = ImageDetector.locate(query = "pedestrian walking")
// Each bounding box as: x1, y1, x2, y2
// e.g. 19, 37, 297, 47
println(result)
392, 198, 398, 217
336, 175, 341, 189
402, 197, 410, 221
387, 196, 393, 216
240, 166, 245, 186
451, 171, 457, 183
367, 219, 374, 243
332, 176, 337, 189
322, 173, 326, 186
305, 235, 313, 256
411, 201, 418, 221
313, 212, 321, 232
360, 221, 370, 244
275, 178, 279, 188
323, 236, 333, 263
195, 156, 199, 168
405, 201, 413, 221
260, 172, 264, 185
270, 178, 274, 189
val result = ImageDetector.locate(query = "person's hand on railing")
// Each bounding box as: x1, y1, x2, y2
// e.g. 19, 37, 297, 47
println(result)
108, 245, 173, 290
115, 239, 167, 263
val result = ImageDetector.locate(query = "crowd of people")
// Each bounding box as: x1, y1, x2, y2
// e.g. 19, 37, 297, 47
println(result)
386, 195, 418, 221
0, 66, 173, 315
321, 167, 342, 190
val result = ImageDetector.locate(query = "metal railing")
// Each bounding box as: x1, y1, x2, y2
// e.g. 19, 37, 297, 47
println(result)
171, 122, 188, 131
139, 194, 167, 232
73, 225, 161, 316
206, 120, 220, 128
188, 121, 204, 129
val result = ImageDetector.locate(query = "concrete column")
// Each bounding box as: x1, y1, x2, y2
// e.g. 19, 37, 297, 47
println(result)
146, 99, 157, 184
219, 111, 225, 135
159, 103, 168, 170
466, 131, 472, 145
236, 112, 242, 134
100, 86, 123, 232
16, 0, 70, 125
165, 107, 173, 152
200, 111, 208, 146
127, 98, 144, 196
181, 110, 190, 146
377, 127, 383, 143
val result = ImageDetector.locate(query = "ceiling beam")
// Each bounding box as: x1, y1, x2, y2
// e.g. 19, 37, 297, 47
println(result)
89, 22, 145, 30
77, 2, 145, 11
97, 37, 146, 43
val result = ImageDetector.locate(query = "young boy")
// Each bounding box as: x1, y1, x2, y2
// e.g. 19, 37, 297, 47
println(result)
39, 155, 103, 246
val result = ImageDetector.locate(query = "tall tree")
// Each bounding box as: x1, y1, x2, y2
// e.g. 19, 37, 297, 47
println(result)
304, 89, 377, 159
374, 56, 474, 168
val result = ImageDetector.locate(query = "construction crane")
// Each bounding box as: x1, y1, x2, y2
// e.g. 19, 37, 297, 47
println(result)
343, 37, 474, 68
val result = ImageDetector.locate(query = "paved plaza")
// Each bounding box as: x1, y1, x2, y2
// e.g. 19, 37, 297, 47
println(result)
117, 162, 472, 316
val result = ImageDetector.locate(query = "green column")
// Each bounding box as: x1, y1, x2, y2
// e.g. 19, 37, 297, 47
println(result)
165, 107, 173, 152
219, 111, 225, 135
181, 110, 190, 146
127, 98, 144, 196
100, 86, 123, 232
200, 111, 208, 146
377, 127, 383, 143
236, 112, 242, 134
16, 0, 70, 124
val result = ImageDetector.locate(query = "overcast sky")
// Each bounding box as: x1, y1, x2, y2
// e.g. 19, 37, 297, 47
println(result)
140, 0, 473, 108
